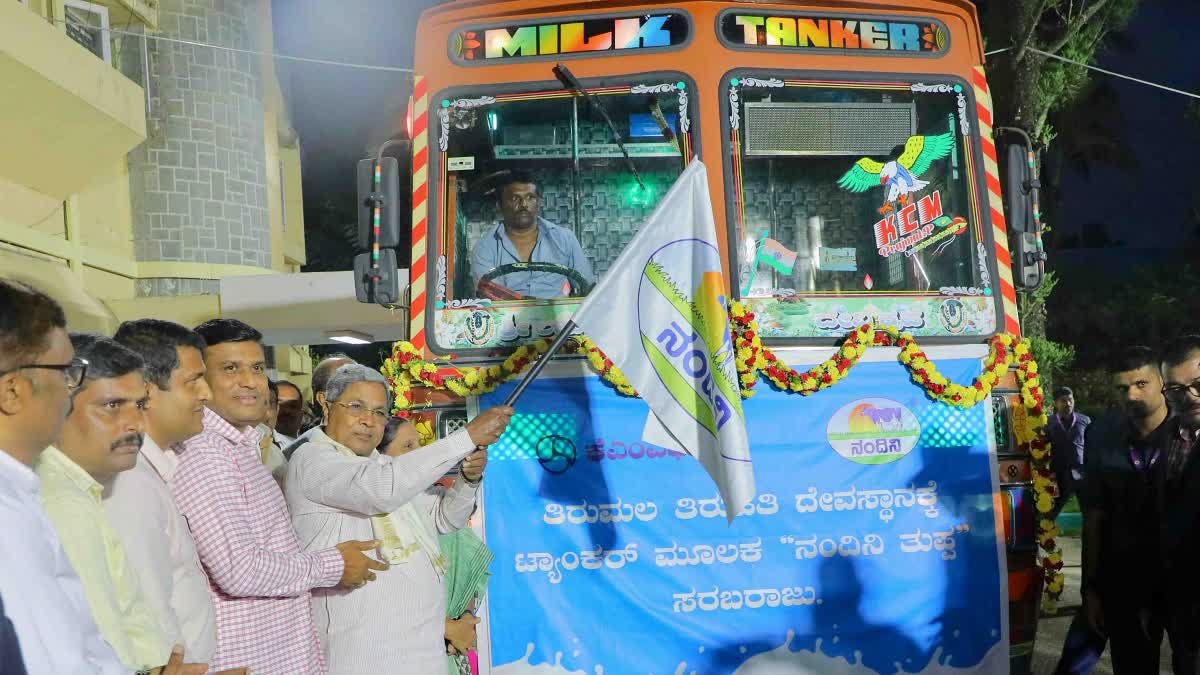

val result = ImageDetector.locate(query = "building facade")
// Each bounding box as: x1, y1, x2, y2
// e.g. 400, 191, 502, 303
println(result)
1, 0, 311, 384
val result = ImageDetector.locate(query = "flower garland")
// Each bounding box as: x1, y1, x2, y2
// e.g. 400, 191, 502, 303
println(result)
381, 303, 1061, 608
381, 336, 635, 411
1010, 350, 1064, 612
729, 302, 1011, 408
413, 419, 435, 447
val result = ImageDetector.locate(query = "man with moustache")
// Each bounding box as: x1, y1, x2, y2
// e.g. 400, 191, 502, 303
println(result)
0, 281, 128, 674
107, 320, 221, 664
1156, 336, 1200, 674
174, 319, 385, 673
36, 334, 171, 671
1079, 346, 1177, 673
470, 170, 594, 299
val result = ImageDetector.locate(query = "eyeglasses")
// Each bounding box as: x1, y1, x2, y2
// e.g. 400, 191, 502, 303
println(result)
0, 357, 88, 388
333, 401, 390, 422
1163, 379, 1200, 400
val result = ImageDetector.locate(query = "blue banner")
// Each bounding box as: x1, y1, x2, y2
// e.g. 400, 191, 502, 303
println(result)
481, 357, 1006, 674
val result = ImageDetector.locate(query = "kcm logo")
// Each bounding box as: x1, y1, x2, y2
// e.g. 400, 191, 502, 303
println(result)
636, 239, 743, 437
826, 397, 921, 465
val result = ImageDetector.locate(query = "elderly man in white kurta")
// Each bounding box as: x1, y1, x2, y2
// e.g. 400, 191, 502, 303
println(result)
284, 364, 512, 674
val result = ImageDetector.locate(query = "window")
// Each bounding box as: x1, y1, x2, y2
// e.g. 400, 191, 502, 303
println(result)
724, 73, 998, 339
64, 0, 111, 64
431, 74, 695, 352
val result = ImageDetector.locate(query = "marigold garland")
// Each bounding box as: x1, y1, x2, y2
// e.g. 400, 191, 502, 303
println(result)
381, 302, 1061, 608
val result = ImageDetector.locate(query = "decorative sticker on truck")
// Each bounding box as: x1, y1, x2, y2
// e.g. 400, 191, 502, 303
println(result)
719, 10, 949, 56
827, 398, 922, 465
451, 12, 691, 63
837, 133, 971, 259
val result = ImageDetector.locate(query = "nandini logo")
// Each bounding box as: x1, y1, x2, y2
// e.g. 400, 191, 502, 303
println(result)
637, 240, 743, 437
826, 397, 921, 465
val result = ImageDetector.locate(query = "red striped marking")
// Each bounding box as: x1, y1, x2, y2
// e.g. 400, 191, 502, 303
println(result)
412, 182, 428, 213
985, 172, 1003, 198
993, 235, 1011, 266
980, 136, 998, 163
410, 248, 427, 281
976, 104, 992, 128
413, 77, 428, 101
411, 218, 427, 247
972, 69, 988, 92
1000, 277, 1017, 301
413, 146, 428, 171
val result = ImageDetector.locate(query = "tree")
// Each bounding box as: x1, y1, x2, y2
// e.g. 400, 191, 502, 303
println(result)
977, 0, 1139, 386
1017, 271, 1075, 392
1047, 259, 1200, 410
978, 0, 1138, 148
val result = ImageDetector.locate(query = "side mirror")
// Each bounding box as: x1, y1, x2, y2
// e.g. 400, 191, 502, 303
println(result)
998, 129, 1045, 290
354, 249, 402, 306
357, 157, 402, 250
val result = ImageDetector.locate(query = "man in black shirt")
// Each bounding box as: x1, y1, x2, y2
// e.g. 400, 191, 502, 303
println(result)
1079, 346, 1173, 674
1157, 335, 1200, 675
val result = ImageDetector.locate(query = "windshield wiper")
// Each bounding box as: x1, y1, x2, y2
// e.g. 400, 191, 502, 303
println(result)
552, 63, 646, 191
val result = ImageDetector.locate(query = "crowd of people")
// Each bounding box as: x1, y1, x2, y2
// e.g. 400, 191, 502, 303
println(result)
1051, 344, 1200, 675
0, 278, 513, 675
5, 268, 1200, 675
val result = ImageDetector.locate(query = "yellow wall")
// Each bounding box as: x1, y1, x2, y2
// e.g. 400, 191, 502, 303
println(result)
0, 174, 65, 239
0, 0, 311, 381
74, 160, 135, 261
257, 0, 306, 269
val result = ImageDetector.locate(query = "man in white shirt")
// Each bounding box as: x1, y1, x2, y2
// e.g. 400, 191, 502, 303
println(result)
108, 319, 221, 663
0, 279, 125, 674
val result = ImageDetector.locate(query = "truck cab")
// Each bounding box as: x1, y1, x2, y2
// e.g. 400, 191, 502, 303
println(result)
374, 2, 1047, 672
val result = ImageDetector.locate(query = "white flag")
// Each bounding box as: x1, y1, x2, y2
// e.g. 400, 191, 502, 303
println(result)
571, 159, 755, 521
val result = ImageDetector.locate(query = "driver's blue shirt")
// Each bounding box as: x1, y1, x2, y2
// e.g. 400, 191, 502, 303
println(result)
470, 218, 595, 299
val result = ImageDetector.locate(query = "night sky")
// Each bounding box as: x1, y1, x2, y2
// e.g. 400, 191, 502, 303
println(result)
1055, 0, 1200, 248
272, 0, 1199, 251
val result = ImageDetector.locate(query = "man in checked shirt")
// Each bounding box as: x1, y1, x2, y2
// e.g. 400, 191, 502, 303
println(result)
173, 319, 386, 673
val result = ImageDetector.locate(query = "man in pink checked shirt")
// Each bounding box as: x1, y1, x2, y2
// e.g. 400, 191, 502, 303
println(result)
173, 319, 385, 673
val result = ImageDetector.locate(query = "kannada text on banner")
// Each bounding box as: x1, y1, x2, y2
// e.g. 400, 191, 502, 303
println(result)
481, 357, 1007, 674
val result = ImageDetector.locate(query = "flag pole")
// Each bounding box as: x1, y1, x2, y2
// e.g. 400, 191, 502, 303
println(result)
503, 320, 578, 406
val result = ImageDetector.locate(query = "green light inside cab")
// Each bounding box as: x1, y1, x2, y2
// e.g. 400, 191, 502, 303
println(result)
487, 111, 498, 132
622, 179, 656, 208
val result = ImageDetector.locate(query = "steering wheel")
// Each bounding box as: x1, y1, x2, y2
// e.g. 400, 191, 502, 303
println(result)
476, 262, 594, 298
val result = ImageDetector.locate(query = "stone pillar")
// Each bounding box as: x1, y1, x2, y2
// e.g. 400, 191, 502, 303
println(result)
128, 0, 270, 297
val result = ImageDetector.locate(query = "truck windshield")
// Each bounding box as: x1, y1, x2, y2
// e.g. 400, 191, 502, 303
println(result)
438, 76, 694, 305
727, 76, 986, 301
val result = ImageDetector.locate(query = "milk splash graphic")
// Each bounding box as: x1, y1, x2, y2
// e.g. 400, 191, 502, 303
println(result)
492, 633, 1006, 675
722, 630, 1007, 675
492, 643, 604, 675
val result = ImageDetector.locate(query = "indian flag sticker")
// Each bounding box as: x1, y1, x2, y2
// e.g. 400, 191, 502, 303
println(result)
826, 397, 921, 465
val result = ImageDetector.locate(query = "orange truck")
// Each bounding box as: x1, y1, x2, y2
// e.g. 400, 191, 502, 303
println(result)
369, 1, 1048, 672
